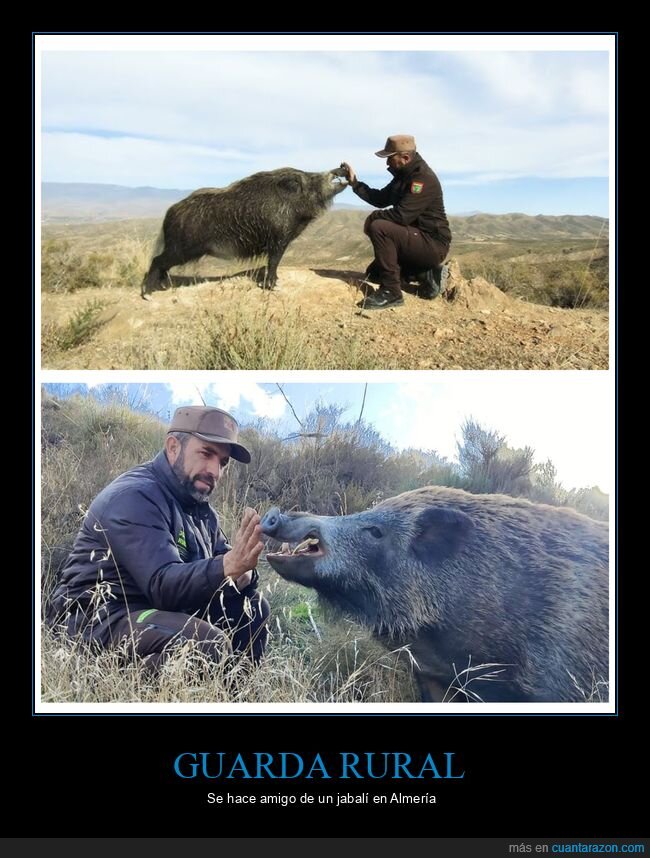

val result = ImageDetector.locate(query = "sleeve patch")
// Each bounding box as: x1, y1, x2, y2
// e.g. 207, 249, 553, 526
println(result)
411, 181, 424, 194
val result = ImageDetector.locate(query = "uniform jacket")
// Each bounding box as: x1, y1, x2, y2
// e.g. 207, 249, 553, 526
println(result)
353, 152, 452, 245
48, 451, 257, 643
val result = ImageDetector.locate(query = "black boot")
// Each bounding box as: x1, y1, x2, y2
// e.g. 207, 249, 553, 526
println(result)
417, 263, 449, 299
358, 288, 404, 310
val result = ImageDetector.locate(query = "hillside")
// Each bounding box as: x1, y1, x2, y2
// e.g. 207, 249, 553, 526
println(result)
41, 258, 608, 370
40, 204, 609, 370
42, 182, 608, 241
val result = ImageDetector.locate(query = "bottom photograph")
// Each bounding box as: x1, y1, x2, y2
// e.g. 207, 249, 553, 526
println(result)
38, 378, 612, 713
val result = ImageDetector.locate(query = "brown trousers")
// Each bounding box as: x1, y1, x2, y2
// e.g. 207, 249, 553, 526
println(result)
110, 591, 270, 669
365, 218, 448, 296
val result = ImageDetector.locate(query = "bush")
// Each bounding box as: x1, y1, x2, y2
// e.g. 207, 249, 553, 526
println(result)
41, 240, 112, 293
461, 256, 608, 309
42, 299, 108, 353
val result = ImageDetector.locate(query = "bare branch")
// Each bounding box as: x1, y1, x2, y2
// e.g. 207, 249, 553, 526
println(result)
357, 383, 368, 428
276, 384, 303, 428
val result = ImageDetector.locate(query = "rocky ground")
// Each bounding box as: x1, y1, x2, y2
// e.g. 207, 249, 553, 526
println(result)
41, 259, 609, 370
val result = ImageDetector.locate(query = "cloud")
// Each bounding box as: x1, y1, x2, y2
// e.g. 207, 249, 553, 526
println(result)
42, 132, 257, 187
41, 50, 610, 187
448, 52, 608, 118
166, 382, 285, 420
377, 379, 611, 492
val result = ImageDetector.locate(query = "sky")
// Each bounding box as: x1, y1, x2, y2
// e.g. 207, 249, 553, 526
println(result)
46, 379, 613, 493
39, 36, 611, 216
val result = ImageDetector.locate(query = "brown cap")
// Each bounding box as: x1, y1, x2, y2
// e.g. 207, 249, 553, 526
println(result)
375, 134, 417, 158
168, 406, 251, 463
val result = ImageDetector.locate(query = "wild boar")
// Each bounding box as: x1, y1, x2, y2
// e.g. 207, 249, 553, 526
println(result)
261, 486, 609, 703
141, 166, 348, 296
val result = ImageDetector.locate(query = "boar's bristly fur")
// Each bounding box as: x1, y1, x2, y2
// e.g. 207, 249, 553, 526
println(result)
261, 487, 609, 703
141, 167, 347, 296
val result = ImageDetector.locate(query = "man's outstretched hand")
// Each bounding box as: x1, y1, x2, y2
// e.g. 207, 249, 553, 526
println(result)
341, 162, 357, 185
223, 507, 264, 584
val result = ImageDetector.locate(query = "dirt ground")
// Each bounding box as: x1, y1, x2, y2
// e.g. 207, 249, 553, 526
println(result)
41, 259, 609, 370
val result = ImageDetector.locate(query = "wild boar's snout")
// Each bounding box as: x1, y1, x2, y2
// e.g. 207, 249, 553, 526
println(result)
260, 507, 283, 537
261, 508, 320, 542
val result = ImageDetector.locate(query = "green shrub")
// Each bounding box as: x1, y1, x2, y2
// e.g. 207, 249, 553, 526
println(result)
42, 299, 107, 352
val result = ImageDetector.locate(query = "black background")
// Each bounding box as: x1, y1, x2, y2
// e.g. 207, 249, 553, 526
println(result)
23, 705, 641, 833
26, 30, 637, 839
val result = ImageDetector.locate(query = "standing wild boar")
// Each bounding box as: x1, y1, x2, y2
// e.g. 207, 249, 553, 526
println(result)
261, 487, 609, 703
141, 166, 348, 297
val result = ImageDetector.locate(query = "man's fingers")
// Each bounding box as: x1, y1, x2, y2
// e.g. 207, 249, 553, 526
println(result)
343, 163, 357, 183
235, 508, 260, 541
225, 512, 263, 578
239, 517, 261, 548
245, 528, 264, 556
238, 507, 256, 532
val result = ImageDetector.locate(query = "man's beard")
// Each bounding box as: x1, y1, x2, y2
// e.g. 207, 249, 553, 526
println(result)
171, 451, 214, 503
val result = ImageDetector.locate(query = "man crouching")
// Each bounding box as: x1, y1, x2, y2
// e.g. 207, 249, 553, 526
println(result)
343, 134, 451, 310
47, 406, 269, 669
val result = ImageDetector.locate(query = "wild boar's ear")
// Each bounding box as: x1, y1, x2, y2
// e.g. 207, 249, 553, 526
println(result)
278, 176, 302, 194
412, 506, 474, 563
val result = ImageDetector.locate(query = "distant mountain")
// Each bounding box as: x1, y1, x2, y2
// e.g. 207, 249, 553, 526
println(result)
451, 212, 608, 240
41, 183, 608, 243
41, 182, 370, 222
42, 183, 192, 222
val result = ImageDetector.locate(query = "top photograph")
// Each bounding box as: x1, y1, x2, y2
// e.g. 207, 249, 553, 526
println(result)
38, 34, 613, 370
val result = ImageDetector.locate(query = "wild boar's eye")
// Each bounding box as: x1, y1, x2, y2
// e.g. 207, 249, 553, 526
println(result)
364, 526, 383, 539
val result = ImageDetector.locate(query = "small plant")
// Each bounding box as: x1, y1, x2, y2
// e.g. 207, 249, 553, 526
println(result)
46, 299, 108, 351
443, 657, 511, 703
567, 669, 609, 702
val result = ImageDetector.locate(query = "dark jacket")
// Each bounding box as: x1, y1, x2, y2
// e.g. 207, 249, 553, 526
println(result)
353, 152, 452, 246
48, 451, 258, 644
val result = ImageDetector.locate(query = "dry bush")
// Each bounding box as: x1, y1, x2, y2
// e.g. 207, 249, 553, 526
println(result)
41, 396, 164, 607
41, 235, 155, 293
120, 294, 382, 371
462, 257, 608, 309
41, 299, 108, 357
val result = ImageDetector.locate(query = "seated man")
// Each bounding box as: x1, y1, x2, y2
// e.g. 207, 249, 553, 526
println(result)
344, 134, 452, 309
47, 405, 269, 669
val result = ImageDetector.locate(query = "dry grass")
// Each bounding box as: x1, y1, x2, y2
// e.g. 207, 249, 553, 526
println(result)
442, 658, 513, 703
41, 575, 418, 704
567, 669, 610, 703
121, 294, 381, 371
40, 225, 609, 371
40, 236, 385, 369
439, 657, 609, 703
42, 298, 109, 353
42, 235, 154, 293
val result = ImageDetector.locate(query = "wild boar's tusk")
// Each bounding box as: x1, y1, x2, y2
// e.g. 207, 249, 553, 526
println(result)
291, 538, 320, 555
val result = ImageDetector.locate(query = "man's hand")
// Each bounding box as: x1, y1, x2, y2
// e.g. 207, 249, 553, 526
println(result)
223, 507, 263, 583
341, 162, 357, 185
